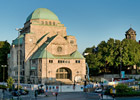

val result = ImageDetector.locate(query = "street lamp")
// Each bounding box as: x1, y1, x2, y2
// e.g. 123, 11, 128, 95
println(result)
1, 65, 7, 84
48, 71, 52, 84
1, 65, 7, 100
16, 28, 22, 92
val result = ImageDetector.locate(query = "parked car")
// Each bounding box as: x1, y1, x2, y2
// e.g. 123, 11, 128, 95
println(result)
95, 88, 102, 93
12, 90, 21, 96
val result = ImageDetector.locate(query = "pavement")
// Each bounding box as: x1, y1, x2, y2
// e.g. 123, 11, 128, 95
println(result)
0, 89, 114, 100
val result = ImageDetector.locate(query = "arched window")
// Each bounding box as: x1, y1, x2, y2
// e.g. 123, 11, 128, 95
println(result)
57, 46, 62, 52
56, 68, 71, 79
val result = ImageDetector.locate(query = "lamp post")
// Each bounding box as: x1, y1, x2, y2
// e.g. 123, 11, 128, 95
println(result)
1, 65, 7, 84
16, 28, 22, 93
1, 65, 7, 100
48, 71, 51, 84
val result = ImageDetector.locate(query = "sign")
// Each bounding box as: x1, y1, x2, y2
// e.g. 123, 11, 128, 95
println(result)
121, 71, 125, 78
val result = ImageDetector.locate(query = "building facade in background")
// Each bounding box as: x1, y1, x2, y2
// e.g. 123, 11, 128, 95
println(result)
8, 8, 86, 84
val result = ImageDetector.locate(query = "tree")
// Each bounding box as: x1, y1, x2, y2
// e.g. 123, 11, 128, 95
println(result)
7, 77, 15, 89
0, 41, 10, 82
84, 38, 140, 76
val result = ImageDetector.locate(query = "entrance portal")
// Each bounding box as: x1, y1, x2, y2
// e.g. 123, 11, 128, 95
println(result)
56, 68, 71, 80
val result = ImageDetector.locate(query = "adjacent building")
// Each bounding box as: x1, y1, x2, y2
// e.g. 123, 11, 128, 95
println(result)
8, 8, 86, 84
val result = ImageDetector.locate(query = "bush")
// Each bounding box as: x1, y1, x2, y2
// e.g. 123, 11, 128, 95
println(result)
115, 84, 132, 93
0, 85, 7, 90
115, 84, 140, 97
115, 91, 140, 97
7, 77, 14, 89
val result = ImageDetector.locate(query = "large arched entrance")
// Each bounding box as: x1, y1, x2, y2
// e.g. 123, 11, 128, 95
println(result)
56, 67, 72, 80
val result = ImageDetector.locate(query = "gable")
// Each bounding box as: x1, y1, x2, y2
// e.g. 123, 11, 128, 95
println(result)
49, 35, 68, 45
47, 35, 75, 55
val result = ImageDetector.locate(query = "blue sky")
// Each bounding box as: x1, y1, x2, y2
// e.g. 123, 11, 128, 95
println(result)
0, 0, 140, 53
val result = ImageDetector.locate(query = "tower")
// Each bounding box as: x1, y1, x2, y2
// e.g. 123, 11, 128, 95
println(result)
125, 28, 136, 40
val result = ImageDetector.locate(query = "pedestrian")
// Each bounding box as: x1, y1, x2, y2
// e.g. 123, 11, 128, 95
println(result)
55, 92, 58, 100
2, 89, 5, 94
101, 92, 103, 99
45, 88, 48, 96
35, 90, 38, 99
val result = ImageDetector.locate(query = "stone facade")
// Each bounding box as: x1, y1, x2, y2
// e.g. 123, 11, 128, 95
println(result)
8, 8, 86, 84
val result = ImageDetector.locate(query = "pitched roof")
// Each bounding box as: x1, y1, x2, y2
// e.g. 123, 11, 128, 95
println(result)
31, 35, 57, 59
36, 33, 49, 44
31, 35, 85, 59
126, 28, 136, 34
31, 49, 55, 59
12, 34, 24, 45
31, 49, 84, 59
71, 51, 85, 59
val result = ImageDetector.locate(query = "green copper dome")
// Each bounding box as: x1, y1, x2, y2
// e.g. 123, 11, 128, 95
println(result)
26, 8, 59, 22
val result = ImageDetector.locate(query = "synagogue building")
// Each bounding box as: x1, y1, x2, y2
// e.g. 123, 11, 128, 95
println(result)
8, 8, 86, 84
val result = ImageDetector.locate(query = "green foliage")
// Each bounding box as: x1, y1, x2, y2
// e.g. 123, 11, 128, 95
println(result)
84, 38, 140, 75
84, 46, 96, 54
106, 84, 140, 97
7, 77, 15, 89
0, 85, 7, 89
0, 41, 10, 82
115, 91, 140, 97
115, 84, 132, 93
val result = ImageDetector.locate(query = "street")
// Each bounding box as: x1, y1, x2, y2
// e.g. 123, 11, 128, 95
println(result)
0, 89, 140, 100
